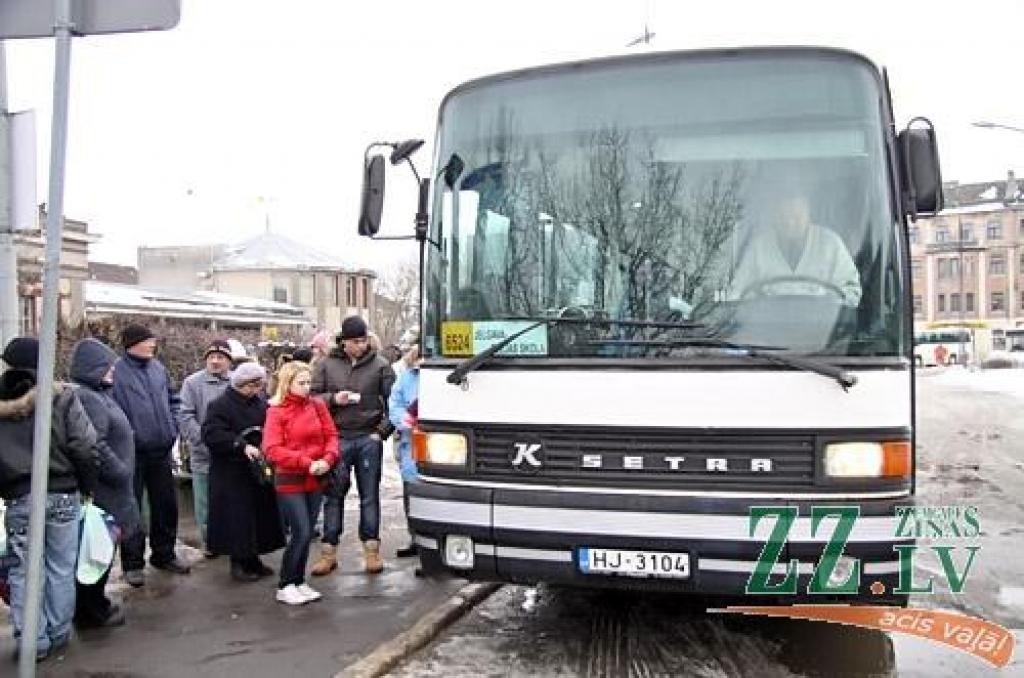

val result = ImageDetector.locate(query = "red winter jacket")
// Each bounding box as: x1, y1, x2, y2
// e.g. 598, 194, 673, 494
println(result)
263, 394, 339, 494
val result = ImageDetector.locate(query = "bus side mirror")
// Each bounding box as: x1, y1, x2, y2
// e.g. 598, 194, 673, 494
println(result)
358, 154, 386, 237
898, 118, 943, 220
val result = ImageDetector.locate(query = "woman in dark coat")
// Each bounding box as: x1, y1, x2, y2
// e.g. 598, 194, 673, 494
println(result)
69, 338, 141, 628
202, 363, 285, 581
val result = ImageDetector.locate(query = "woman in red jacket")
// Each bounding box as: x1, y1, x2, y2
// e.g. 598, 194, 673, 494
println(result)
263, 361, 339, 606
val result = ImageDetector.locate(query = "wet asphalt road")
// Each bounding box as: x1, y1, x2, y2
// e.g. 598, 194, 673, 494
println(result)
392, 368, 1024, 678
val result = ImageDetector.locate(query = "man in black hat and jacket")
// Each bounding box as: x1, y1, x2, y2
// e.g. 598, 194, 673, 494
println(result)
112, 324, 190, 586
310, 315, 395, 575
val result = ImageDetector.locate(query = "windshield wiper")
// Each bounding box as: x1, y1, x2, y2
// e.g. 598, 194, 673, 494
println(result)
446, 315, 709, 385
501, 315, 705, 330
587, 337, 858, 390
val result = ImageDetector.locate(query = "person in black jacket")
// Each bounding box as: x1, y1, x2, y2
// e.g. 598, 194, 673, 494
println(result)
310, 315, 396, 575
1, 337, 99, 662
202, 362, 284, 582
69, 338, 141, 629
111, 324, 189, 587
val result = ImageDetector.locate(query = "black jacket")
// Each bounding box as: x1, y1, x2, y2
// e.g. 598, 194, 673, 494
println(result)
70, 339, 141, 532
202, 388, 284, 557
311, 347, 395, 439
0, 368, 99, 500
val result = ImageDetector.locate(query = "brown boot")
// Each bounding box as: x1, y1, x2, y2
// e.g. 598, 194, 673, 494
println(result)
363, 540, 384, 574
310, 544, 337, 576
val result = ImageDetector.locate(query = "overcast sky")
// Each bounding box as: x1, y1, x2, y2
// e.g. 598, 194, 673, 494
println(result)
4, 0, 1023, 270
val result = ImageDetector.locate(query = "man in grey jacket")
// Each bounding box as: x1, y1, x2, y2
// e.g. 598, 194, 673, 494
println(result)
178, 339, 233, 557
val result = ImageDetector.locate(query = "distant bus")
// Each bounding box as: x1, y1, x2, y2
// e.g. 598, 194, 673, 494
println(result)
913, 328, 972, 366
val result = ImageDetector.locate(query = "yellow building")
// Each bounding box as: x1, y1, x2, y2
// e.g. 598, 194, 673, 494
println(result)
138, 231, 376, 336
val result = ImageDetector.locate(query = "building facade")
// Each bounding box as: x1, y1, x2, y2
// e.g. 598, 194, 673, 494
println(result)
16, 207, 97, 334
910, 171, 1023, 356
138, 232, 376, 335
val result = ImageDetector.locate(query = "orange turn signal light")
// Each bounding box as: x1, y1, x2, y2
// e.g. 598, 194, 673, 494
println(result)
881, 441, 911, 478
412, 427, 428, 463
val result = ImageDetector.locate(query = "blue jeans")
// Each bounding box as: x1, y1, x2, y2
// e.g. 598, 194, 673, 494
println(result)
322, 435, 383, 544
277, 491, 321, 588
192, 471, 210, 548
5, 492, 81, 655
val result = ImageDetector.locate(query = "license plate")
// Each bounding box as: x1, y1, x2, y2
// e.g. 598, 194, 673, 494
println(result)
578, 548, 690, 579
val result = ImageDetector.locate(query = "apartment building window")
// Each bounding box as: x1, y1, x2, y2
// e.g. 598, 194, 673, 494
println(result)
937, 258, 960, 279
913, 295, 923, 313
993, 329, 1006, 351
950, 293, 961, 312
328, 275, 339, 306
960, 224, 974, 242
361, 279, 370, 310
272, 277, 289, 304
935, 229, 950, 243
989, 255, 1006, 275
966, 293, 975, 312
345, 277, 356, 306
991, 291, 1005, 312
911, 260, 923, 278
1021, 291, 1024, 311
19, 296, 38, 334
297, 275, 316, 306
987, 222, 1003, 240
937, 294, 945, 312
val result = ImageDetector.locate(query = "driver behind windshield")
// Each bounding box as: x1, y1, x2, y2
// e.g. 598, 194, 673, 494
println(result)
729, 189, 862, 307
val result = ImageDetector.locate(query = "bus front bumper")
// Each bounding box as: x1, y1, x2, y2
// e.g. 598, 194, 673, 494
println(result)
408, 478, 913, 602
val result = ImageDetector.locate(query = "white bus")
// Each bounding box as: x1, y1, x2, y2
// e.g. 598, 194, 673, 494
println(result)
360, 47, 943, 604
913, 328, 973, 366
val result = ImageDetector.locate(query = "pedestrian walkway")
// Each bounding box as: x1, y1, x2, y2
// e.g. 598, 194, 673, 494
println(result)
0, 451, 463, 676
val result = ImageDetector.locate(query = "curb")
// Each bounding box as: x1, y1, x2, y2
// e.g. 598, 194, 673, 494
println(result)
335, 581, 502, 678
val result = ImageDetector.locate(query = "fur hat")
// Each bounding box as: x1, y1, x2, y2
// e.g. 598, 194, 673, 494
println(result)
230, 362, 266, 387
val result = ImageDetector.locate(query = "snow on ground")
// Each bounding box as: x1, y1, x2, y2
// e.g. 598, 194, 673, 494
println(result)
925, 365, 1024, 400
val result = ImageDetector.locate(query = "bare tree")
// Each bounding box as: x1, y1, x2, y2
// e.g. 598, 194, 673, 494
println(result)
373, 258, 419, 346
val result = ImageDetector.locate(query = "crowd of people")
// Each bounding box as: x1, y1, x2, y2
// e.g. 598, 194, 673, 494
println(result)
0, 315, 421, 663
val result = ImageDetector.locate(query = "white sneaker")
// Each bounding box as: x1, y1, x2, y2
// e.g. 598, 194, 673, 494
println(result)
275, 584, 307, 606
296, 583, 322, 602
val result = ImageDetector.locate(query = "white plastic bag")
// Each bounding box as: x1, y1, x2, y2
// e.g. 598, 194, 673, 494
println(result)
77, 502, 114, 585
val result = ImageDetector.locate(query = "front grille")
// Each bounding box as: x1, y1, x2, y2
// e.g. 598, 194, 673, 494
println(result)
473, 425, 816, 490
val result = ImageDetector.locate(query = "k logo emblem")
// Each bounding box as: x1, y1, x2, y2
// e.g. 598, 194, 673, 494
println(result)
510, 442, 543, 471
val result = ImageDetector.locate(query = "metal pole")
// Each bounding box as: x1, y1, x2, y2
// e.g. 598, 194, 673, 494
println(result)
1, 40, 22, 348
19, 0, 73, 673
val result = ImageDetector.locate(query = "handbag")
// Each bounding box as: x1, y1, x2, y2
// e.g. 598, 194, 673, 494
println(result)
77, 502, 115, 585
237, 426, 274, 487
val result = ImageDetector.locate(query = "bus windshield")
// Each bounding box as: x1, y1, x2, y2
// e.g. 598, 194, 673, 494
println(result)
424, 50, 906, 360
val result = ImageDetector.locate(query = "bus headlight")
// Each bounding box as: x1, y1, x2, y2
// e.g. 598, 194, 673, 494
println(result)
414, 431, 468, 465
824, 442, 910, 479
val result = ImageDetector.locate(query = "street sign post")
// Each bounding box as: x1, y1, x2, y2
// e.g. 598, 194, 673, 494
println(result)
0, 0, 181, 38
1, 2, 180, 674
